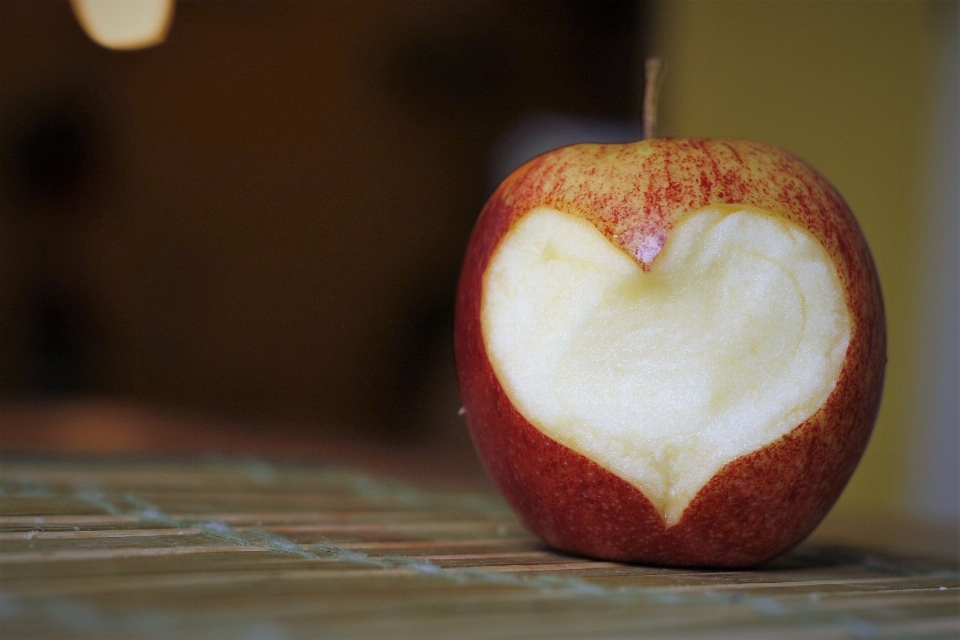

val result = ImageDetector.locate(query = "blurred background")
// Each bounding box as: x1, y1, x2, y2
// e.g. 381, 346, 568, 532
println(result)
0, 1, 956, 529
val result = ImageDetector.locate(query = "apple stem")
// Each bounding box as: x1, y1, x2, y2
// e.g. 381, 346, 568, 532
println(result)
642, 57, 663, 140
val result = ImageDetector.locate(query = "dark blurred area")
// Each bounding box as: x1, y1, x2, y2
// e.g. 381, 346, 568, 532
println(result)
0, 1, 647, 453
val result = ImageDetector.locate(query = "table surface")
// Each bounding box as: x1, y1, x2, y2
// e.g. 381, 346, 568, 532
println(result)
1, 456, 957, 640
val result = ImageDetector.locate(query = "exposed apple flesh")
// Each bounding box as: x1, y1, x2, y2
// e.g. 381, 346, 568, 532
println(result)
482, 206, 851, 526
455, 138, 886, 567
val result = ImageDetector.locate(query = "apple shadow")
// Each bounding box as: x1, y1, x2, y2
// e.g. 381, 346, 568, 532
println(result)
538, 541, 957, 577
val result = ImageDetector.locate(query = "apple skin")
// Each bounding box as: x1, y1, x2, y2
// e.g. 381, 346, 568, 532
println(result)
454, 138, 886, 567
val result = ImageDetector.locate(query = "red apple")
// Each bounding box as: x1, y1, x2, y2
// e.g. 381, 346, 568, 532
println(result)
454, 138, 885, 567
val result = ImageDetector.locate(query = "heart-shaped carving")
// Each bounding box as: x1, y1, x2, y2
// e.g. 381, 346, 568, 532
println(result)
481, 207, 851, 526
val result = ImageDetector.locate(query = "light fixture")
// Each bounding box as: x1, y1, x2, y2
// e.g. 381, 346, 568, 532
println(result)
70, 0, 174, 50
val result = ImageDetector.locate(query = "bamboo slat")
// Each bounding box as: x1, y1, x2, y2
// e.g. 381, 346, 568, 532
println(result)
1, 458, 957, 639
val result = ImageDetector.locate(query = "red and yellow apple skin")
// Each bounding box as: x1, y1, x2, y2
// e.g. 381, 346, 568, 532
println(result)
454, 138, 886, 567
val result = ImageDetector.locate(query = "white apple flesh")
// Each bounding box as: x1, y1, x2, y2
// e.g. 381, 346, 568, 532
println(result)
483, 206, 851, 526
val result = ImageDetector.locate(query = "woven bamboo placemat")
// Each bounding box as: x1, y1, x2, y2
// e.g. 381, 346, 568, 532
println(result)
1, 457, 957, 639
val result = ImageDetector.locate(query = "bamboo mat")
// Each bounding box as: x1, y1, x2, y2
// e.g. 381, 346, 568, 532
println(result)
1, 458, 957, 639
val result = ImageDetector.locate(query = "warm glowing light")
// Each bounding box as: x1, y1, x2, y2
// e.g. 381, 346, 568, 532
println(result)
71, 0, 174, 50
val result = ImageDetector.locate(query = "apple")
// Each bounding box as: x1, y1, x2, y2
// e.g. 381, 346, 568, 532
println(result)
454, 138, 885, 567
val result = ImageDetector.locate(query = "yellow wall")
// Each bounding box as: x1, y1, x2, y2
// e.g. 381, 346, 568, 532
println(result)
653, 1, 941, 517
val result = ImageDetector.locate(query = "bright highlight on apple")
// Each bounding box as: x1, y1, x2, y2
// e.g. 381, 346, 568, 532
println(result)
455, 138, 886, 567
